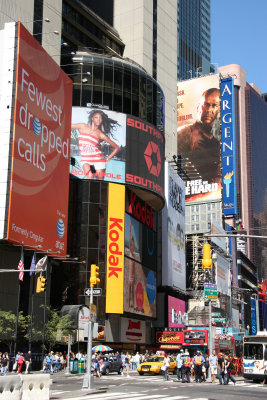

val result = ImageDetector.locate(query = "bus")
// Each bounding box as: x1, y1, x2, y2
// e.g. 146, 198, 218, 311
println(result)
214, 334, 236, 357
243, 331, 267, 381
182, 329, 209, 357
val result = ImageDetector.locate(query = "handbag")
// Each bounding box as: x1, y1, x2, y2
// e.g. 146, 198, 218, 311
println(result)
161, 365, 166, 371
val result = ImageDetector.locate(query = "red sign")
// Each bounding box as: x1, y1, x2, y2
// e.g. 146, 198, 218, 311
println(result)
156, 331, 184, 344
127, 191, 156, 230
6, 23, 72, 256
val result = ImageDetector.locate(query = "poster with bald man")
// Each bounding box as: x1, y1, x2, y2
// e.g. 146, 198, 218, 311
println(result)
177, 74, 221, 203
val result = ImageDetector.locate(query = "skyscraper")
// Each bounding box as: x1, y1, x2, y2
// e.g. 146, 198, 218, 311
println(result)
177, 0, 213, 80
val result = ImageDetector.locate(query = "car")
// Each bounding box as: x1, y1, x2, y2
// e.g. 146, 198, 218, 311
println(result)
99, 356, 123, 375
137, 355, 177, 375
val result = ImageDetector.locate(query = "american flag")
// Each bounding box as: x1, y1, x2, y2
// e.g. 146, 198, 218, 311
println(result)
18, 253, 24, 282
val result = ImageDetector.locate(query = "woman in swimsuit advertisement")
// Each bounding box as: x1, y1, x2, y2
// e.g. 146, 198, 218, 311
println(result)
71, 109, 122, 180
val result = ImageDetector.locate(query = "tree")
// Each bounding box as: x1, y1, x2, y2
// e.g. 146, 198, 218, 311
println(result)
28, 306, 74, 351
0, 310, 30, 353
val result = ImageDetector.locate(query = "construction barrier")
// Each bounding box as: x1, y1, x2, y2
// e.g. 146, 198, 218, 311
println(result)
20, 374, 51, 400
0, 375, 21, 400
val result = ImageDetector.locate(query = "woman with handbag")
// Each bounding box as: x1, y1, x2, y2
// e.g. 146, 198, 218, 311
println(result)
224, 356, 236, 385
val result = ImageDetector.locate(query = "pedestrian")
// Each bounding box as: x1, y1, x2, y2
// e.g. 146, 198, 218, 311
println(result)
209, 350, 218, 383
217, 353, 225, 385
260, 358, 267, 384
181, 352, 191, 383
17, 353, 25, 374
193, 350, 204, 383
1, 353, 9, 376
45, 353, 53, 374
123, 352, 130, 377
162, 354, 170, 381
224, 356, 236, 385
24, 351, 32, 374
92, 354, 101, 378
176, 349, 183, 381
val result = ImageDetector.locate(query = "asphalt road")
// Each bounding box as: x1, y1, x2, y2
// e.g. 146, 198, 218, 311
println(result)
50, 371, 267, 400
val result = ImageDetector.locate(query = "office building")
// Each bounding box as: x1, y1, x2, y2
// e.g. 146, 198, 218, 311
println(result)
177, 0, 213, 80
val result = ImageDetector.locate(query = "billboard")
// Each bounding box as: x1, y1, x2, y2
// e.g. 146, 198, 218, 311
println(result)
168, 296, 187, 328
71, 107, 126, 183
215, 254, 230, 296
210, 221, 227, 252
221, 77, 237, 215
120, 317, 146, 343
125, 190, 157, 270
71, 111, 165, 208
123, 257, 156, 318
6, 23, 72, 255
162, 163, 186, 289
126, 116, 165, 203
177, 75, 221, 203
106, 183, 125, 314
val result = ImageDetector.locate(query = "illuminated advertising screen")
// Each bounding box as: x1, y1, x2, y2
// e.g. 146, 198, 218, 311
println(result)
71, 111, 165, 208
177, 75, 221, 203
162, 163, 186, 289
168, 296, 187, 328
123, 257, 156, 318
221, 77, 237, 215
6, 23, 72, 255
71, 107, 126, 183
125, 190, 157, 269
126, 116, 165, 202
156, 331, 184, 345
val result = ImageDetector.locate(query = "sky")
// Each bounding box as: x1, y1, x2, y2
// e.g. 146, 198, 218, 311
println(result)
211, 0, 267, 93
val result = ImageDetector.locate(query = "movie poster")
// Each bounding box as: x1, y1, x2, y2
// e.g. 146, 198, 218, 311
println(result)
177, 75, 221, 203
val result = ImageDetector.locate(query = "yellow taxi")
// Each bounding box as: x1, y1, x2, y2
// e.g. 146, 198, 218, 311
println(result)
137, 355, 177, 375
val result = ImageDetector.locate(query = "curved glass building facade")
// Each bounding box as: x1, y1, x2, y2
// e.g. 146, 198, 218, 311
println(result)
62, 53, 165, 135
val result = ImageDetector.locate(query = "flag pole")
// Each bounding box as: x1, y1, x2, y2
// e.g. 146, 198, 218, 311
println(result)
14, 244, 24, 358
29, 252, 36, 352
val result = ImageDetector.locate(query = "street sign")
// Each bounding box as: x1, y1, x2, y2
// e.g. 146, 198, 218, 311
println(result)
212, 317, 226, 323
84, 288, 102, 296
212, 312, 221, 317
204, 283, 218, 300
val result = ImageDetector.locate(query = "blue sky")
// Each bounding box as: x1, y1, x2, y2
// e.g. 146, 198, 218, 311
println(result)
211, 0, 267, 93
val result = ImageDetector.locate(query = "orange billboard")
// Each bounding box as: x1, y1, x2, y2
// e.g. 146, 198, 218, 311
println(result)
106, 183, 125, 314
6, 23, 72, 256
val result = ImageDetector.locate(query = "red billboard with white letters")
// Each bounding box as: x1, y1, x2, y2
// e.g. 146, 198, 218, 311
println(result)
6, 23, 72, 256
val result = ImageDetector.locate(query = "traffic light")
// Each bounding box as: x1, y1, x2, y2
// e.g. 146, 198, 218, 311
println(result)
202, 243, 212, 269
90, 264, 100, 287
36, 276, 47, 293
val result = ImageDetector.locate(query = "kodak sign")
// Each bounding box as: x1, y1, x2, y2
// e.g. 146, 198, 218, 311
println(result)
106, 183, 125, 313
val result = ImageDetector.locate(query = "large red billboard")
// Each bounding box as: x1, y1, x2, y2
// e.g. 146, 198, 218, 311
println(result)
6, 23, 73, 256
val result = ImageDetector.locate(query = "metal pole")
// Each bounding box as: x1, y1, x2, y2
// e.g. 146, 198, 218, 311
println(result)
209, 300, 212, 355
65, 334, 72, 375
82, 287, 94, 390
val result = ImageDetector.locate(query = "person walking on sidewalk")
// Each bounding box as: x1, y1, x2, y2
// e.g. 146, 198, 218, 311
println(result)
193, 351, 204, 383
181, 352, 191, 383
17, 353, 25, 374
123, 352, 130, 377
162, 354, 170, 381
217, 353, 225, 385
224, 356, 236, 385
209, 350, 218, 383
24, 351, 32, 374
176, 349, 184, 381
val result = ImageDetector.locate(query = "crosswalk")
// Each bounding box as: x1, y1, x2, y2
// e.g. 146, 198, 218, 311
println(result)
51, 373, 266, 400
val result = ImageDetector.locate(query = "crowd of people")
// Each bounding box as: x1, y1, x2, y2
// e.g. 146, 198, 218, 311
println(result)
171, 349, 236, 385
0, 348, 244, 385
0, 351, 32, 375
